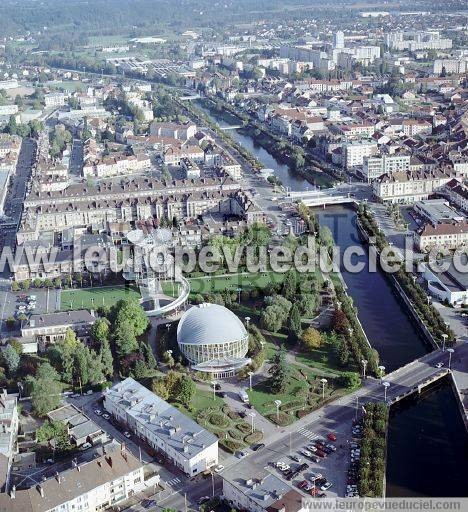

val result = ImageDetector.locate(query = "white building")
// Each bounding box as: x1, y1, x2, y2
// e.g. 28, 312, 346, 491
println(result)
415, 222, 468, 252
44, 92, 68, 108
334, 31, 345, 49
104, 378, 218, 476
223, 466, 306, 512
433, 58, 468, 75
0, 105, 19, 116
0, 441, 147, 512
0, 390, 19, 492
343, 141, 378, 169
362, 154, 410, 181
0, 79, 19, 91
421, 260, 468, 307
373, 168, 454, 203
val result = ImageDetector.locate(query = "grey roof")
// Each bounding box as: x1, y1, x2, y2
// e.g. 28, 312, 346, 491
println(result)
104, 378, 217, 459
223, 463, 294, 509
177, 303, 248, 346
25, 310, 96, 330
0, 442, 142, 512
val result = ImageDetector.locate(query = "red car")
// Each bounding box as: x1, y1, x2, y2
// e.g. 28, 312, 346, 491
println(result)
315, 449, 327, 458
310, 486, 319, 497
327, 433, 337, 442
298, 480, 309, 489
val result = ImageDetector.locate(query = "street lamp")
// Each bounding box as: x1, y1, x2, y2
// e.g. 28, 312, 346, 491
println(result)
211, 381, 217, 401
348, 327, 354, 338
320, 378, 328, 401
245, 316, 251, 327
249, 411, 256, 433
361, 359, 368, 380
447, 348, 454, 370
237, 287, 242, 304
378, 365, 386, 382
248, 371, 254, 391
441, 333, 448, 352
274, 400, 282, 421
382, 381, 390, 403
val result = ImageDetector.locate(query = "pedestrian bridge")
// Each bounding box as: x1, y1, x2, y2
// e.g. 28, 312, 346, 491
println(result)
283, 188, 356, 207
219, 125, 244, 130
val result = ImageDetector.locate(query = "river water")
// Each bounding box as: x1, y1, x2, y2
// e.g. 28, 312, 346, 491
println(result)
198, 100, 468, 497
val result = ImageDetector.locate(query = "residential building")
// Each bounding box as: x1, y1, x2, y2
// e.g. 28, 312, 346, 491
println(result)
0, 441, 147, 512
222, 466, 306, 512
343, 141, 378, 169
334, 31, 345, 50
0, 390, 19, 492
0, 79, 19, 90
44, 92, 68, 108
362, 154, 410, 181
421, 259, 468, 307
441, 179, 468, 213
373, 168, 455, 203
103, 378, 218, 476
415, 222, 468, 252
20, 310, 96, 352
402, 119, 432, 137
0, 104, 19, 116
150, 121, 197, 140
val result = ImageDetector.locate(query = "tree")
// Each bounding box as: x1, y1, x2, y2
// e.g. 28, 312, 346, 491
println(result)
9, 339, 23, 356
140, 341, 157, 370
282, 269, 297, 300
5, 316, 15, 330
298, 293, 316, 317
31, 367, 62, 417
91, 318, 110, 348
339, 372, 361, 389
113, 319, 138, 358
261, 305, 284, 332
11, 281, 20, 292
99, 339, 114, 378
3, 344, 20, 376
331, 309, 350, 334
268, 345, 289, 393
287, 304, 302, 339
338, 338, 350, 367
175, 375, 196, 407
152, 377, 170, 400
111, 299, 148, 337
301, 328, 323, 350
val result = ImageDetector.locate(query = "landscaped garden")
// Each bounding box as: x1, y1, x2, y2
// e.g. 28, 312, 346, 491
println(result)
172, 387, 263, 453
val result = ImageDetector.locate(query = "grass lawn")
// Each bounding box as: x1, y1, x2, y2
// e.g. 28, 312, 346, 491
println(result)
88, 35, 130, 46
162, 271, 287, 298
60, 285, 141, 311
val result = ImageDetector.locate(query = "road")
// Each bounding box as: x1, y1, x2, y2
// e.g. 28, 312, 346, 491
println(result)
217, 344, 468, 499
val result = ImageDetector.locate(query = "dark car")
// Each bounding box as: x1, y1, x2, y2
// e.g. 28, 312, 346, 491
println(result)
298, 463, 309, 472
141, 499, 156, 509
214, 383, 221, 390
251, 443, 265, 451
216, 391, 227, 398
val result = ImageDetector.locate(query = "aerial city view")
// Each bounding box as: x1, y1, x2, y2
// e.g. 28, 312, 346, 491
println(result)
0, 0, 467, 510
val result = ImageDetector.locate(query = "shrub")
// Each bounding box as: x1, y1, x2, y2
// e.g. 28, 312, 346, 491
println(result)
244, 431, 263, 444
208, 413, 229, 428
236, 422, 251, 434
220, 438, 243, 453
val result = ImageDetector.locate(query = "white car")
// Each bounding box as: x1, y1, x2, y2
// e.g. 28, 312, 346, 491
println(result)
321, 482, 333, 491
102, 413, 110, 420
213, 464, 225, 473
310, 472, 322, 481
306, 444, 317, 452
299, 449, 313, 458
94, 409, 102, 416
124, 431, 132, 439
435, 362, 444, 369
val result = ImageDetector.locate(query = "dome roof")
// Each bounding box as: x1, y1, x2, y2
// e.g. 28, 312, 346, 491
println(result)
177, 304, 248, 346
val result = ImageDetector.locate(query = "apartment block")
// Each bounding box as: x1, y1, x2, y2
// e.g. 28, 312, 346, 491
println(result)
104, 378, 218, 476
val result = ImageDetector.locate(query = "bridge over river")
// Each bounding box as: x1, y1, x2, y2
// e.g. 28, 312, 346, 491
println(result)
282, 188, 357, 207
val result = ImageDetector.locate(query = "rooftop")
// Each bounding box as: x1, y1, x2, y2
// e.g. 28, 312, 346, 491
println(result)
104, 378, 218, 459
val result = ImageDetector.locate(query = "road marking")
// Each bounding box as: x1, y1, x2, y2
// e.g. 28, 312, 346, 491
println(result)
297, 427, 319, 440
167, 477, 181, 486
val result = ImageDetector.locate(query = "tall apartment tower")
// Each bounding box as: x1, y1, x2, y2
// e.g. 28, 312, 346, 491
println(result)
334, 30, 345, 49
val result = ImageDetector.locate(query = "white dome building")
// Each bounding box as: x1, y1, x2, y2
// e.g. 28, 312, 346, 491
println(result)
177, 303, 251, 378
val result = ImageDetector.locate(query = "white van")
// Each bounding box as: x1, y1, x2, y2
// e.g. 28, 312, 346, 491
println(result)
238, 389, 249, 403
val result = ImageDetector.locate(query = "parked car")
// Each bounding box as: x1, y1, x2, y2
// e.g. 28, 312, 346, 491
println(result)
435, 362, 444, 369
102, 413, 110, 420
124, 431, 132, 438
213, 464, 225, 473
321, 482, 333, 491
235, 450, 248, 459
197, 496, 210, 505
251, 443, 265, 451
327, 433, 337, 441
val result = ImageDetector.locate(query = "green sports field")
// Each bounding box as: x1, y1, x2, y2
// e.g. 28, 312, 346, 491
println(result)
60, 285, 141, 311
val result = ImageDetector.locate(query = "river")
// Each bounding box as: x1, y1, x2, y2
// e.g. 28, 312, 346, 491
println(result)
197, 99, 468, 497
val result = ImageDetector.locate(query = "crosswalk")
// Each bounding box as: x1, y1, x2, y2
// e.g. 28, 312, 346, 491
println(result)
166, 477, 181, 487
297, 427, 320, 441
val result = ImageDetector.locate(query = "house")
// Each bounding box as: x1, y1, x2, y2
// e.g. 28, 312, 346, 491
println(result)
415, 222, 468, 252
150, 121, 197, 140
20, 310, 97, 352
